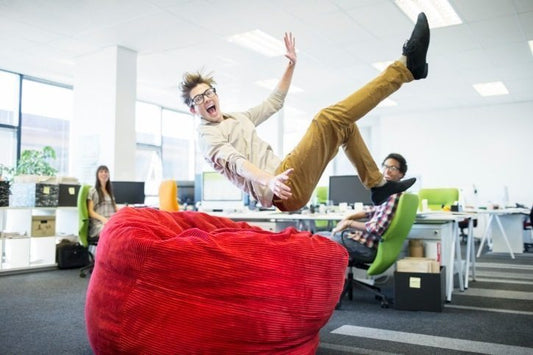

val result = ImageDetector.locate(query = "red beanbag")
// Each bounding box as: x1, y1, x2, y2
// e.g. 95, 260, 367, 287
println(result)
86, 208, 348, 354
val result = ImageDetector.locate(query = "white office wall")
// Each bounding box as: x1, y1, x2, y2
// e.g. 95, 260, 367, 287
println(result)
374, 101, 532, 206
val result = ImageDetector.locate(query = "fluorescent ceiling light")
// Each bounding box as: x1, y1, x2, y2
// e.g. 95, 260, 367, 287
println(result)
372, 61, 394, 72
473, 81, 509, 97
227, 30, 286, 57
255, 78, 303, 93
529, 40, 533, 56
394, 0, 462, 28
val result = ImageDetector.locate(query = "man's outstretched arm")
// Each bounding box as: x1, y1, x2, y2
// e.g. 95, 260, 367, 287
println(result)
276, 32, 296, 94
235, 33, 297, 200
237, 160, 293, 200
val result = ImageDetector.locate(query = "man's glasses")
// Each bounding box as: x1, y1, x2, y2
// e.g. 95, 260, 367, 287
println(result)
382, 164, 400, 172
191, 87, 217, 106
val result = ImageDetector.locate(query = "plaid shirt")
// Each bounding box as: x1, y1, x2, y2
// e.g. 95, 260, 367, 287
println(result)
345, 192, 401, 249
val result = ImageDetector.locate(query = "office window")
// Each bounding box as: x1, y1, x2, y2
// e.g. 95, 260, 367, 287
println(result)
135, 147, 162, 206
136, 102, 162, 146
0, 70, 20, 170
135, 101, 163, 205
161, 109, 195, 180
0, 70, 20, 126
0, 128, 17, 171
20, 79, 73, 176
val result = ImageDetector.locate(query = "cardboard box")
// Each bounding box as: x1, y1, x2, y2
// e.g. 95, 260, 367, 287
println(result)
397, 257, 440, 273
57, 184, 80, 207
394, 266, 446, 312
31, 215, 56, 237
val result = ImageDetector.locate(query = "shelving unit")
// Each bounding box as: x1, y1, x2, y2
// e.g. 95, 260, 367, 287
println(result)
0, 207, 78, 273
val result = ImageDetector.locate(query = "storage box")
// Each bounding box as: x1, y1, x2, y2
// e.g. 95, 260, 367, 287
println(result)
394, 266, 446, 312
10, 182, 59, 207
31, 215, 56, 237
397, 257, 440, 273
0, 181, 9, 207
57, 184, 80, 207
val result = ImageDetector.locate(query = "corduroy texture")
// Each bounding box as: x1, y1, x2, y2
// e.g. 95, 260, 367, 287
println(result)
85, 208, 348, 355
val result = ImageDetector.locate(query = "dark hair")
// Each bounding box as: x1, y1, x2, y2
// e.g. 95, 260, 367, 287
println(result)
94, 165, 115, 205
179, 70, 216, 108
382, 153, 408, 175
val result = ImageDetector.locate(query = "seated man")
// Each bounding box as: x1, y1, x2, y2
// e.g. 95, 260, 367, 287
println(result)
321, 153, 410, 263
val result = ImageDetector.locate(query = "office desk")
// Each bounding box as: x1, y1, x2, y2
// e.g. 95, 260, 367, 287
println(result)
212, 209, 465, 302
474, 208, 529, 259
411, 212, 473, 301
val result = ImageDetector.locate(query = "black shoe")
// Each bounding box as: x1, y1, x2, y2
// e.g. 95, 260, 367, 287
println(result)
403, 12, 430, 79
371, 178, 417, 205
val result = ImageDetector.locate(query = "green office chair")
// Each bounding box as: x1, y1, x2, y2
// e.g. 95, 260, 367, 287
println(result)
418, 187, 476, 243
339, 193, 419, 308
313, 186, 331, 232
315, 186, 328, 204
78, 185, 95, 278
418, 187, 459, 211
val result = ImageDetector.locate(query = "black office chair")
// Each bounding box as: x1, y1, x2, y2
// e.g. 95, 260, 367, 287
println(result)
459, 217, 477, 244
80, 237, 98, 278
524, 205, 533, 252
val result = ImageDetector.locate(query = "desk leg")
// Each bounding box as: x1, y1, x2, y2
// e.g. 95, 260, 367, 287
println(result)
477, 214, 494, 258
454, 221, 464, 292
494, 214, 515, 259
464, 218, 475, 288
446, 222, 459, 302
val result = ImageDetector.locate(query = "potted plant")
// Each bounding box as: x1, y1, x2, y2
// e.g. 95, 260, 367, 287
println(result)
9, 146, 59, 207
15, 145, 58, 178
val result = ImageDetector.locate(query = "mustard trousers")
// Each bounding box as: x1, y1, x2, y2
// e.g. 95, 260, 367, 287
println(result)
274, 61, 413, 211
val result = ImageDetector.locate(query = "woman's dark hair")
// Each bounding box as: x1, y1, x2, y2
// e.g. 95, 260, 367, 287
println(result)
94, 165, 115, 205
382, 153, 408, 175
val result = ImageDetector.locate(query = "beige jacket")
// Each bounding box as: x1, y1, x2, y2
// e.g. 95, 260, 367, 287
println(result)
198, 89, 286, 207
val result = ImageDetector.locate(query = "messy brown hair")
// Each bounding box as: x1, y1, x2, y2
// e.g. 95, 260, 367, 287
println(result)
179, 71, 216, 108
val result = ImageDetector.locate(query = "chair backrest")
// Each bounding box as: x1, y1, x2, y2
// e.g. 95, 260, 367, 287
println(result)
418, 188, 459, 211
159, 179, 179, 212
315, 186, 328, 204
78, 184, 92, 247
367, 193, 419, 275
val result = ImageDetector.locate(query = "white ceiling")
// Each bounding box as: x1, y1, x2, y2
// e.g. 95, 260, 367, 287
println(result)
1, 0, 532, 125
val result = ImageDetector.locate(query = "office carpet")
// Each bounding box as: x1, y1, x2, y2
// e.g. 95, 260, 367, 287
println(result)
1, 249, 532, 354
318, 250, 533, 355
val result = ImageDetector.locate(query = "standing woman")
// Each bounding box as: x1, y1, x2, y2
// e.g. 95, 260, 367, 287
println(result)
88, 165, 118, 238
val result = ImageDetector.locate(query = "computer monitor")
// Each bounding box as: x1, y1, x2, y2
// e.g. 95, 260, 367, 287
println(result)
176, 180, 195, 205
328, 175, 372, 206
112, 181, 146, 205
200, 171, 243, 211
